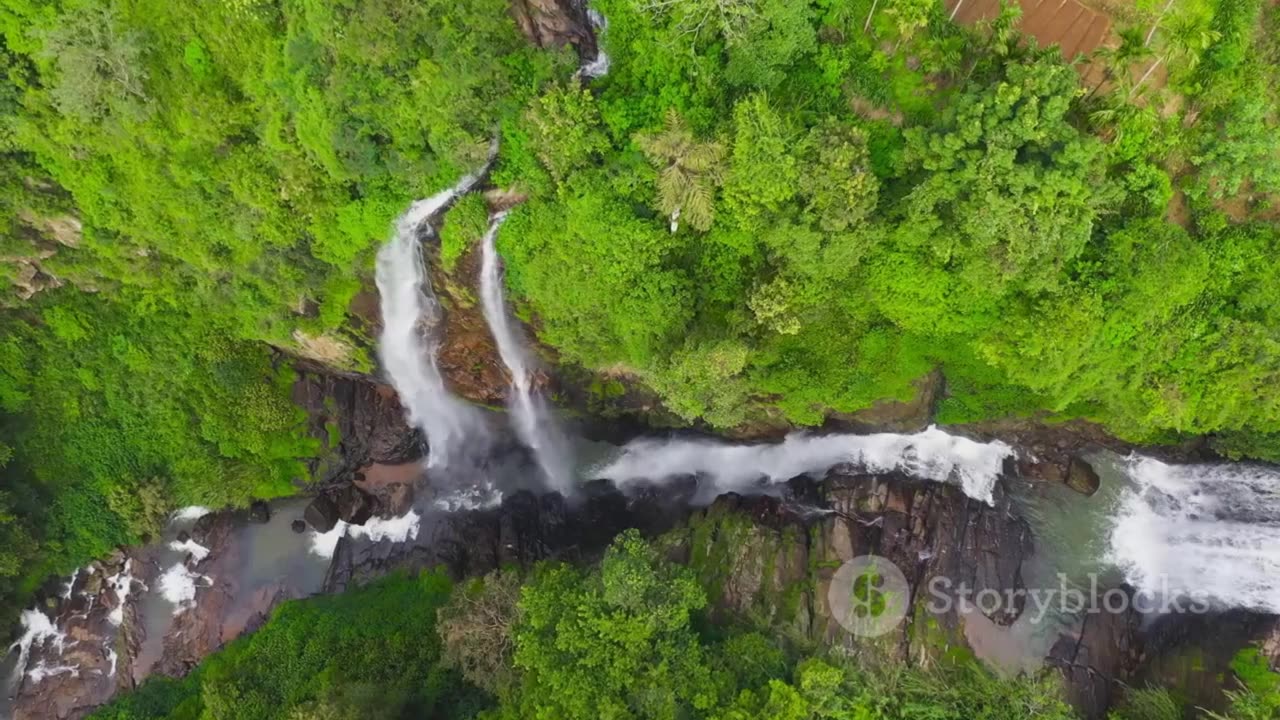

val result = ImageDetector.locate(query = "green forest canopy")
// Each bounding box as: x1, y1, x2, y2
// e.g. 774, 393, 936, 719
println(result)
0, 0, 1279, 623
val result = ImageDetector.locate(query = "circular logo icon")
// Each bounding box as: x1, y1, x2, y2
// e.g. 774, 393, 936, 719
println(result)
828, 555, 910, 638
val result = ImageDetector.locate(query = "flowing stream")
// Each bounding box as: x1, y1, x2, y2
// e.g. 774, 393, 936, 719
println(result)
590, 426, 1014, 505
477, 212, 574, 493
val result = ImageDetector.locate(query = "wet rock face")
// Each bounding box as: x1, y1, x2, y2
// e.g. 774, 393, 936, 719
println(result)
9, 555, 146, 720
1048, 594, 1142, 719
323, 480, 694, 593
664, 473, 1034, 653
291, 368, 425, 489
304, 494, 340, 533
508, 0, 597, 57
1012, 452, 1101, 496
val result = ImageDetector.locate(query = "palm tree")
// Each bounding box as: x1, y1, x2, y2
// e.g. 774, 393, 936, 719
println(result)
1132, 11, 1219, 94
635, 109, 725, 233
1085, 27, 1150, 101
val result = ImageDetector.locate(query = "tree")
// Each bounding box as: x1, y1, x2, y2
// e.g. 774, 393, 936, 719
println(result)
39, 3, 149, 121
524, 83, 610, 187
642, 0, 760, 44
891, 56, 1110, 303
438, 571, 522, 695
1131, 7, 1220, 95
882, 0, 934, 50
506, 530, 718, 719
722, 94, 799, 228
636, 109, 726, 232
723, 0, 816, 89
798, 122, 880, 233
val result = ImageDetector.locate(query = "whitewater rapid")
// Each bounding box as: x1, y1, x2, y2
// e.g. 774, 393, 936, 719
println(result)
375, 175, 490, 467
477, 212, 574, 493
1107, 456, 1280, 613
591, 426, 1014, 505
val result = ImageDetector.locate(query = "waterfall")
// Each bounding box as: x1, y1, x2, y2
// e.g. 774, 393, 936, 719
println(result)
375, 174, 490, 467
478, 212, 575, 493
591, 426, 1013, 505
580, 9, 610, 79
1107, 456, 1280, 613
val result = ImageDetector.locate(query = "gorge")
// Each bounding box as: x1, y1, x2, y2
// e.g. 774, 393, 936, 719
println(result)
5, 170, 1280, 720
2, 0, 1280, 718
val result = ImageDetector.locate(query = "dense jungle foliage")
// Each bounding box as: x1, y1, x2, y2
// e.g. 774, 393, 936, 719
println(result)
88, 531, 1280, 720
1, 0, 1279, 627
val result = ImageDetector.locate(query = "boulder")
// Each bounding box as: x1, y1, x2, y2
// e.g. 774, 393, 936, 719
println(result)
290, 519, 307, 534
333, 485, 373, 526
248, 501, 271, 524
304, 495, 340, 533
1065, 456, 1101, 496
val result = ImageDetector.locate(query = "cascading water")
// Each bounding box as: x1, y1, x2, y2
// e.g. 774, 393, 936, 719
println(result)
1107, 455, 1280, 613
580, 9, 610, 78
478, 212, 575, 493
375, 175, 490, 468
591, 426, 1013, 505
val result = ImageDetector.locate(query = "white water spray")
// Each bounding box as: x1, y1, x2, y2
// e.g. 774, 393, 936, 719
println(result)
7, 609, 68, 685
1107, 456, 1280, 613
307, 510, 423, 560
592, 426, 1012, 505
105, 560, 138, 626
376, 173, 490, 467
580, 9, 610, 78
158, 562, 211, 615
477, 212, 574, 493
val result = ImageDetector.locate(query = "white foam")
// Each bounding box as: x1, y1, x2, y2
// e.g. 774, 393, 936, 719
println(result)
60, 568, 80, 600
308, 510, 423, 560
168, 538, 210, 563
105, 559, 136, 626
106, 648, 118, 678
592, 426, 1012, 505
26, 661, 78, 684
1107, 455, 1280, 612
8, 610, 69, 685
158, 563, 209, 614
171, 506, 212, 522
433, 484, 505, 512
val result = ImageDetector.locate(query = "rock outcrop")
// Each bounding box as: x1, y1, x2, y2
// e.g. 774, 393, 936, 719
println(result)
323, 480, 694, 593
664, 473, 1034, 657
9, 555, 147, 720
1048, 593, 1142, 718
291, 367, 424, 489
509, 0, 598, 59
